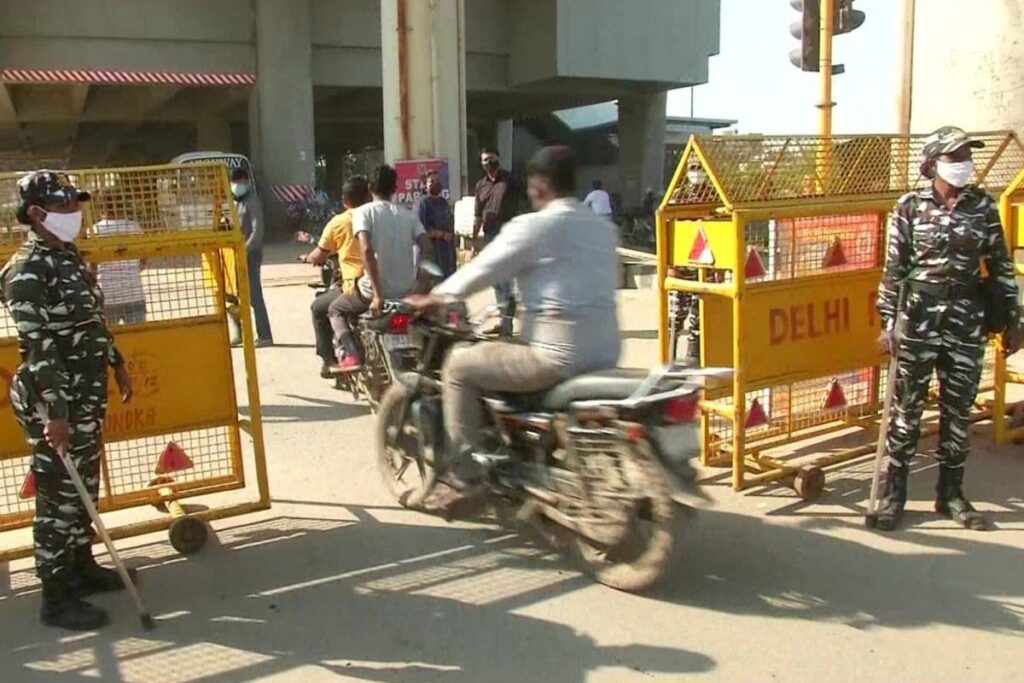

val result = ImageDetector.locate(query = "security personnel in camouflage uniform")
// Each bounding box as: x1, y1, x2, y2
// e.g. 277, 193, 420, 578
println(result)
2, 171, 134, 630
875, 127, 1022, 531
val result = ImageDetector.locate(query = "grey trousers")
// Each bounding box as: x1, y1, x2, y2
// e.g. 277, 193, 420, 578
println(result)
442, 342, 568, 478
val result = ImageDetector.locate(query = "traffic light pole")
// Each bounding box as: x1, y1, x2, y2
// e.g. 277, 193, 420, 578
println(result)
818, 0, 835, 189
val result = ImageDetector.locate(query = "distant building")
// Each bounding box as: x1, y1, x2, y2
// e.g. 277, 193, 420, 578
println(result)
513, 101, 735, 205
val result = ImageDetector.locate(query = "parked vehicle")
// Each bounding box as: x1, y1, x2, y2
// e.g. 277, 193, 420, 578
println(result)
376, 300, 723, 592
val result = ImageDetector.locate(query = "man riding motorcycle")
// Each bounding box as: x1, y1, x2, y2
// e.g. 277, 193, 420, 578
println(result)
405, 146, 621, 509
300, 176, 372, 377
328, 164, 436, 373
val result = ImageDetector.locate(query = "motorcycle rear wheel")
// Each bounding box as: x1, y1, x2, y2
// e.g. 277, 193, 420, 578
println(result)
376, 383, 436, 509
572, 440, 675, 592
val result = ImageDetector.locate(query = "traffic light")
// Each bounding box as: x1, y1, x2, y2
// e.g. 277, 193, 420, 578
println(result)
789, 1, 865, 72
835, 0, 866, 36
789, 0, 820, 72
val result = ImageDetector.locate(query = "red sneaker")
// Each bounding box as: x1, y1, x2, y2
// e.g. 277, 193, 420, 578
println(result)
330, 355, 363, 374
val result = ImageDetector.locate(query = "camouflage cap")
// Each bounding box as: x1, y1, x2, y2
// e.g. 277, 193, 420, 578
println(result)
16, 170, 90, 224
921, 126, 984, 159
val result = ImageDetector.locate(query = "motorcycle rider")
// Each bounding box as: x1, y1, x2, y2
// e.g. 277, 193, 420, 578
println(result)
405, 146, 621, 509
301, 176, 372, 377
328, 164, 435, 373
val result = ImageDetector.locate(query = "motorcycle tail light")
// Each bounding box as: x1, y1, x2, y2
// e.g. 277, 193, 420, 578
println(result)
662, 395, 699, 423
447, 310, 463, 327
388, 313, 412, 335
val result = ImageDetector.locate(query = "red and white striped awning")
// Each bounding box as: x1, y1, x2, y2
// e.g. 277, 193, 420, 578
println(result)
1, 68, 255, 87
271, 184, 314, 204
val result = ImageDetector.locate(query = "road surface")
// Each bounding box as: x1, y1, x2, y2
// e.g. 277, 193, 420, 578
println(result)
2, 246, 1023, 682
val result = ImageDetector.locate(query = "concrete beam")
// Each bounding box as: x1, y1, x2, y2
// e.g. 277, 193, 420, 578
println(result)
0, 82, 31, 152
69, 84, 91, 117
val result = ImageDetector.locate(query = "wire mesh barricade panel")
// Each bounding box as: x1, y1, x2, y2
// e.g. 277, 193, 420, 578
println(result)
0, 163, 265, 558
666, 132, 1024, 209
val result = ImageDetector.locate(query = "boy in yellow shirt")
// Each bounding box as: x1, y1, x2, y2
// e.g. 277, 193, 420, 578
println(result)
301, 176, 372, 376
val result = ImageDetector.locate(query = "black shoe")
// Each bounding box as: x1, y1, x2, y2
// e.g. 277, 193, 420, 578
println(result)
68, 546, 138, 597
935, 466, 988, 530
873, 464, 909, 531
320, 362, 335, 379
40, 576, 109, 631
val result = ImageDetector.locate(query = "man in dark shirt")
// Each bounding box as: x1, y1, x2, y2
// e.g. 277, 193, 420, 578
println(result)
418, 172, 455, 277
473, 147, 520, 336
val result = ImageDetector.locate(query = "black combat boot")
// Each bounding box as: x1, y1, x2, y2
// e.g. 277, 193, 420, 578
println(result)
873, 464, 909, 531
935, 466, 988, 531
68, 545, 138, 597
40, 575, 109, 631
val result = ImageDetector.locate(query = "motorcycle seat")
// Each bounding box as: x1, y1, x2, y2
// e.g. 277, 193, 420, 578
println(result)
534, 368, 649, 411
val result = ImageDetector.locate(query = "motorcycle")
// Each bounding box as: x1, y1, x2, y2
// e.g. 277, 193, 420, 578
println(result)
333, 301, 420, 412
376, 300, 725, 592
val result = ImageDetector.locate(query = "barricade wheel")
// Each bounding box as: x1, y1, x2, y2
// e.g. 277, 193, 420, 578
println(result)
169, 517, 209, 555
793, 466, 825, 502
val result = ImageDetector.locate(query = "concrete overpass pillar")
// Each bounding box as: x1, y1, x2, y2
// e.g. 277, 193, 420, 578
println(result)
254, 0, 316, 193
619, 92, 667, 207
380, 0, 468, 198
497, 119, 514, 172
196, 117, 233, 152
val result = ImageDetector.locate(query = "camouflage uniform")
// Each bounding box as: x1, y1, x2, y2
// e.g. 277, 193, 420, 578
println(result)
878, 186, 1019, 471
1, 234, 122, 581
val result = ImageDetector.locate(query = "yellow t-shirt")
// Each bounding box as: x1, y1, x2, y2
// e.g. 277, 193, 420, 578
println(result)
318, 209, 364, 293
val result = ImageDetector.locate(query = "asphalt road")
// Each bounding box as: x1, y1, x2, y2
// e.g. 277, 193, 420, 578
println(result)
2, 249, 1023, 682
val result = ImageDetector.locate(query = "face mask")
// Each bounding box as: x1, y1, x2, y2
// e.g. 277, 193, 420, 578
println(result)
231, 183, 249, 199
935, 160, 974, 188
687, 170, 707, 186
42, 210, 83, 243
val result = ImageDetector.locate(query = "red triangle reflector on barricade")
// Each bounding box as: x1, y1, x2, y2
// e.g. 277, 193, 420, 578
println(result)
155, 442, 194, 475
822, 237, 848, 268
822, 379, 848, 410
687, 228, 715, 265
19, 470, 36, 499
744, 248, 767, 279
745, 399, 768, 430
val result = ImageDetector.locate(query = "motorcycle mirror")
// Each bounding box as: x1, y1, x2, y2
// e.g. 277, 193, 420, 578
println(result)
420, 261, 445, 280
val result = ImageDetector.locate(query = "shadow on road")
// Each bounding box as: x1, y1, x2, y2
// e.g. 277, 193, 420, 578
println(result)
239, 394, 371, 424
1, 512, 714, 682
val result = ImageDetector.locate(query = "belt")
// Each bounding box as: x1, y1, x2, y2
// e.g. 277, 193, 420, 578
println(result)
908, 280, 979, 300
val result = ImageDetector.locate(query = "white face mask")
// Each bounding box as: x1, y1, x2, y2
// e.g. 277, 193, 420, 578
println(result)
687, 170, 707, 186
42, 210, 83, 243
936, 160, 974, 188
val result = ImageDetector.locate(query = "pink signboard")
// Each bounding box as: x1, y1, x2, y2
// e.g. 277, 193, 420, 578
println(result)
394, 158, 450, 208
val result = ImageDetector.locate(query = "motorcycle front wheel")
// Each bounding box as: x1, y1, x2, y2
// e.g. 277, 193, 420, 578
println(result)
572, 440, 675, 592
376, 383, 436, 509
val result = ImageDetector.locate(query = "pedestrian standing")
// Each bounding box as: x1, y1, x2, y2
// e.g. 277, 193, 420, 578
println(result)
874, 126, 1022, 531
472, 147, 521, 336
230, 168, 273, 347
583, 180, 613, 218
418, 172, 456, 277
2, 171, 134, 630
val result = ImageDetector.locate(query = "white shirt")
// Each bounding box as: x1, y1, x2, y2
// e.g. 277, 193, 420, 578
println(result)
92, 218, 145, 305
354, 199, 426, 300
436, 199, 621, 372
582, 188, 612, 216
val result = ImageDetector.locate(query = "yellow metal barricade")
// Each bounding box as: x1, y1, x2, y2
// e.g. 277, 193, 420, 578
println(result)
0, 163, 269, 559
658, 132, 1024, 499
994, 168, 1024, 444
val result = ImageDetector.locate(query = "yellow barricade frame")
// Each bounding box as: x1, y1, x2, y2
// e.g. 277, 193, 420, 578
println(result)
0, 163, 269, 560
657, 132, 1024, 497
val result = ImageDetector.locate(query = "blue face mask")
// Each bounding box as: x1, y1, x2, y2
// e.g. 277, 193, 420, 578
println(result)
231, 182, 249, 199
